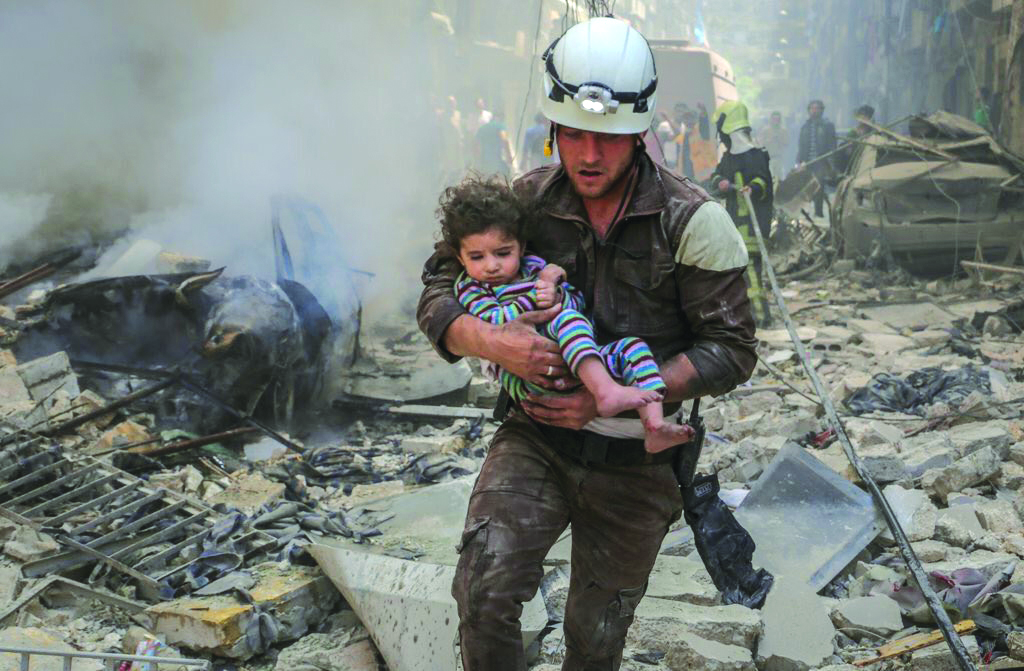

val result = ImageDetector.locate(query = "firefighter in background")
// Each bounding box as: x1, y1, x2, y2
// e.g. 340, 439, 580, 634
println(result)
711, 100, 773, 325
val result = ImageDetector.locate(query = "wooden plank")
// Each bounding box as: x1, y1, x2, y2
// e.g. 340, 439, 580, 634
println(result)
852, 620, 976, 667
387, 404, 493, 421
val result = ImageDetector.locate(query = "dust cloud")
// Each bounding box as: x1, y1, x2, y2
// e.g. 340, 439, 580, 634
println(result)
0, 0, 449, 309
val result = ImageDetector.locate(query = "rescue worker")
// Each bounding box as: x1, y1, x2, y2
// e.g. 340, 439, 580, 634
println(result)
417, 17, 756, 671
711, 100, 774, 326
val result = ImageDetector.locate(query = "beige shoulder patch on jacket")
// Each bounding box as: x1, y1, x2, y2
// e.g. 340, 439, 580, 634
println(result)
674, 201, 749, 271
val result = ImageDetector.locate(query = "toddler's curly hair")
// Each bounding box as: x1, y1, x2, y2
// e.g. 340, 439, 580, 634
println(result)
437, 176, 534, 255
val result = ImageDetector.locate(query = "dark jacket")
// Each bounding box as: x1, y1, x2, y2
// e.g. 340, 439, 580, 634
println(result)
417, 154, 757, 399
796, 117, 837, 168
711, 147, 774, 240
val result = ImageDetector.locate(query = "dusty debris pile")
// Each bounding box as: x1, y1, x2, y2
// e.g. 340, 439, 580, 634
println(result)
1, 241, 1024, 671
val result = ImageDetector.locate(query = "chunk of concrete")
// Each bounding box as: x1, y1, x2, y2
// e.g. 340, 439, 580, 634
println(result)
910, 540, 965, 563
0, 627, 103, 670
205, 471, 286, 515
147, 563, 339, 659
975, 499, 1024, 534
627, 597, 761, 651
398, 434, 467, 455
933, 504, 985, 548
879, 485, 937, 544
735, 444, 883, 590
1008, 630, 1024, 661
645, 554, 720, 606
920, 446, 1002, 500
756, 576, 835, 671
3, 526, 59, 563
15, 351, 79, 403
948, 422, 1014, 458
273, 616, 377, 671
83, 420, 152, 455
830, 596, 903, 641
663, 633, 756, 671
0, 366, 31, 408
309, 543, 547, 671
858, 332, 916, 355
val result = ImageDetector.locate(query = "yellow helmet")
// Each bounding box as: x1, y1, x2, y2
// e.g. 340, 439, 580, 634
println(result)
712, 100, 751, 136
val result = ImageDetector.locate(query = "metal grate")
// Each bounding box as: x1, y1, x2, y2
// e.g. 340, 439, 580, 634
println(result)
0, 436, 276, 600
0, 646, 210, 670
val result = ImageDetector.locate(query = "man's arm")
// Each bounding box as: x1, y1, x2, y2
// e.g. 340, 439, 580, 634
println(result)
672, 201, 758, 398
417, 246, 570, 387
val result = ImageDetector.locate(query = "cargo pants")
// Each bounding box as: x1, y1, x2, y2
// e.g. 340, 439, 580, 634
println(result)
452, 412, 683, 671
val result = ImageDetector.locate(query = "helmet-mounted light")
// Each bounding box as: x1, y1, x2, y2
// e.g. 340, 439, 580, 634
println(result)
574, 84, 618, 115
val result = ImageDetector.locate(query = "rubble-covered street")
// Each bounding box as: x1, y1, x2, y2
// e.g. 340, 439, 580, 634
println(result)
3, 1, 1024, 670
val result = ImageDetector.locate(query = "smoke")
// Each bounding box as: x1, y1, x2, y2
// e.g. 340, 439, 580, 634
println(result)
0, 0, 442, 309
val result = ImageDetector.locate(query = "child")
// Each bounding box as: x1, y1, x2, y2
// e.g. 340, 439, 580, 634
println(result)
438, 177, 694, 454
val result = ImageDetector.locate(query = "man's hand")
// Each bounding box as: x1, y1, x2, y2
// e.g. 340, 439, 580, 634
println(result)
489, 306, 572, 390
740, 185, 752, 195
521, 387, 597, 429
533, 278, 559, 309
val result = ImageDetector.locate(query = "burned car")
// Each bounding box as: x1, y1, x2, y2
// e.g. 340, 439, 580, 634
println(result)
833, 112, 1024, 275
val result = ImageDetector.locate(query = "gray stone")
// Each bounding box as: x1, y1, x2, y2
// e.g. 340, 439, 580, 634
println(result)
3, 526, 59, 562
859, 456, 907, 484
15, 351, 79, 402
645, 554, 720, 606
858, 332, 916, 355
1008, 630, 1024, 661
1003, 533, 1024, 558
910, 540, 964, 563
923, 549, 1020, 575
920, 446, 1002, 499
627, 597, 761, 651
909, 634, 979, 671
756, 577, 835, 671
273, 622, 378, 671
899, 433, 957, 478
933, 504, 984, 548
663, 633, 756, 671
829, 596, 903, 641
948, 422, 1014, 458
976, 499, 1024, 534
1010, 443, 1024, 467
879, 485, 937, 544
998, 462, 1024, 490
845, 419, 904, 448
0, 366, 31, 408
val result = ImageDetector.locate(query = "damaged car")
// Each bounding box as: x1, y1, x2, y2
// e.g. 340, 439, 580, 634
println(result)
833, 111, 1024, 275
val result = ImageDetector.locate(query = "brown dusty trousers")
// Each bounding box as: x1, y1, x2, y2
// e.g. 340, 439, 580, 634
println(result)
452, 412, 683, 671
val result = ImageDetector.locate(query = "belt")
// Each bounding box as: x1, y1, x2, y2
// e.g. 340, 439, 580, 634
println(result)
536, 422, 677, 467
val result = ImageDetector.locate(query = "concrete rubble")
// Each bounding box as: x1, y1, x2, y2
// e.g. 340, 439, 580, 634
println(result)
1, 224, 1023, 671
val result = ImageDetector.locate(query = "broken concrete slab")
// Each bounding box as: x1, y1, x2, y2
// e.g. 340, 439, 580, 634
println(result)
15, 351, 79, 403
83, 419, 152, 455
273, 614, 377, 671
398, 434, 466, 456
627, 597, 762, 651
309, 543, 547, 671
205, 471, 286, 515
859, 302, 958, 331
878, 485, 937, 544
662, 632, 756, 671
147, 563, 338, 659
645, 554, 720, 607
920, 446, 1002, 499
756, 576, 835, 671
975, 499, 1023, 534
947, 422, 1015, 458
830, 595, 903, 641
933, 504, 985, 548
3, 526, 59, 563
858, 332, 917, 355
735, 443, 883, 590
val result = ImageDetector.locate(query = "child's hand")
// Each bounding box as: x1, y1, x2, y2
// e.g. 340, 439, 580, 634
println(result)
538, 263, 566, 285
534, 279, 559, 308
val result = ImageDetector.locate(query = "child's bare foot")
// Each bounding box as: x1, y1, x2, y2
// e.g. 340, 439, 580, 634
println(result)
593, 384, 662, 417
644, 420, 696, 453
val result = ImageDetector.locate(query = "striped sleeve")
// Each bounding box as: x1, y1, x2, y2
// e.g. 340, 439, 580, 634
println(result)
455, 272, 529, 325
560, 282, 586, 312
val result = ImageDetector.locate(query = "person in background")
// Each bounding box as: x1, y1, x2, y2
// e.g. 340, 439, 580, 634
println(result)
475, 109, 515, 177
759, 111, 788, 181
836, 104, 874, 175
711, 100, 774, 326
521, 112, 550, 173
796, 99, 836, 218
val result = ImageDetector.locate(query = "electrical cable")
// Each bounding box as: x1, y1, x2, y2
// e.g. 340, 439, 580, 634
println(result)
740, 188, 978, 671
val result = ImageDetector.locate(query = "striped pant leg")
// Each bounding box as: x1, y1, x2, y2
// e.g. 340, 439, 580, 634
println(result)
601, 337, 666, 393
498, 369, 547, 403
544, 310, 602, 376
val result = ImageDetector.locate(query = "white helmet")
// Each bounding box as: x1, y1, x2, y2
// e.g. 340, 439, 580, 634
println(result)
541, 17, 657, 134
